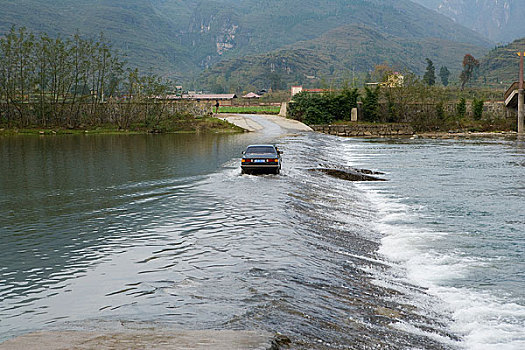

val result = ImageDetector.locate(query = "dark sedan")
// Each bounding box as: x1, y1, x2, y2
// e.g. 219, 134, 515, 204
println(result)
241, 144, 282, 174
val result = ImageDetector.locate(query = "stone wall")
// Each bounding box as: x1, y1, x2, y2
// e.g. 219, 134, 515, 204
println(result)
442, 101, 512, 119
374, 101, 512, 121
311, 124, 414, 137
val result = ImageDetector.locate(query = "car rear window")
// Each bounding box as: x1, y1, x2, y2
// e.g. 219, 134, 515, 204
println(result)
246, 146, 276, 154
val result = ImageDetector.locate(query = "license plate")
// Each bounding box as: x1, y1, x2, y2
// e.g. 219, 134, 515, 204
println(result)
254, 159, 266, 163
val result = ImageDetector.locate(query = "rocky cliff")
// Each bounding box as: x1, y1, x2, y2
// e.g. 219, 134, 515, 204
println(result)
412, 0, 525, 42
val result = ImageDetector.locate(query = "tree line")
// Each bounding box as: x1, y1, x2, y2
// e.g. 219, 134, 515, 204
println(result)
288, 87, 359, 125
288, 73, 512, 132
0, 27, 190, 130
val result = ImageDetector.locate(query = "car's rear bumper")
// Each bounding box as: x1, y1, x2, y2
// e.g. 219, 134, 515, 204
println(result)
241, 164, 280, 169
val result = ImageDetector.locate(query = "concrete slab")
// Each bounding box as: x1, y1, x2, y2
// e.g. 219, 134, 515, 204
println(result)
219, 114, 264, 132
0, 330, 274, 350
220, 114, 312, 132
262, 115, 313, 132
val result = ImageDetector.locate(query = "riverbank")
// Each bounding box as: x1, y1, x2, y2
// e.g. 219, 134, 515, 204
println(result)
0, 117, 244, 136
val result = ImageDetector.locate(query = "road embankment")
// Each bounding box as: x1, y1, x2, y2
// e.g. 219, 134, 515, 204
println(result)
219, 114, 312, 132
310, 123, 414, 137
309, 124, 521, 139
0, 330, 278, 350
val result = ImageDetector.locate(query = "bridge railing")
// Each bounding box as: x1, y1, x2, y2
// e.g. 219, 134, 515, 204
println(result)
504, 81, 519, 101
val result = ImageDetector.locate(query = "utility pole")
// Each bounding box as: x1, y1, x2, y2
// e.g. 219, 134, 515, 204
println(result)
518, 52, 524, 134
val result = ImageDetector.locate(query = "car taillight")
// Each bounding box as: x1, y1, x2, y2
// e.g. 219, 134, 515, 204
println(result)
242, 159, 251, 163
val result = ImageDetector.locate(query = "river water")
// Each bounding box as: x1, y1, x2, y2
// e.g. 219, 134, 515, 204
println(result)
1, 116, 524, 349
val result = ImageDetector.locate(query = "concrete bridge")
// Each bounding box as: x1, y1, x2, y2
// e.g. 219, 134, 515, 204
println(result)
504, 82, 521, 108
505, 81, 525, 133
506, 51, 525, 134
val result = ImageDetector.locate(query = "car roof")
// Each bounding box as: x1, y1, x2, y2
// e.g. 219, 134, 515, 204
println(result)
245, 144, 276, 148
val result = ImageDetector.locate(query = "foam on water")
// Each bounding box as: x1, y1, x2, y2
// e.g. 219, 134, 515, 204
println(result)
362, 185, 525, 349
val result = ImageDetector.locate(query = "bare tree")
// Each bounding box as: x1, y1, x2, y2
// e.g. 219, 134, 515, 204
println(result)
0, 27, 179, 130
460, 54, 479, 90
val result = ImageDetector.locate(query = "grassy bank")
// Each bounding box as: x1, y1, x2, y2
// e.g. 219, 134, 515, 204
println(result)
0, 117, 244, 136
218, 105, 281, 114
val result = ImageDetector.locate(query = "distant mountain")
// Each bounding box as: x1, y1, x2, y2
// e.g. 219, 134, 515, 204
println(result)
0, 0, 492, 84
198, 24, 488, 91
411, 0, 525, 43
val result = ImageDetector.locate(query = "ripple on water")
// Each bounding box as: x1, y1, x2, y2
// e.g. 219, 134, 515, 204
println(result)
2, 133, 523, 349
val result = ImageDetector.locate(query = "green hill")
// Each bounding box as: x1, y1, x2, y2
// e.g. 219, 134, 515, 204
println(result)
0, 0, 493, 83
198, 24, 489, 91
478, 38, 525, 86
0, 0, 195, 77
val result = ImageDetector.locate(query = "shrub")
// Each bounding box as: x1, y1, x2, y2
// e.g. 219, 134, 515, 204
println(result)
362, 86, 380, 122
435, 102, 445, 121
304, 105, 332, 125
472, 98, 484, 120
456, 98, 466, 119
288, 88, 359, 124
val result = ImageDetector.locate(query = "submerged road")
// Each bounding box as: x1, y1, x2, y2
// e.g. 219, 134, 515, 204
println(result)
0, 330, 274, 350
2, 114, 524, 349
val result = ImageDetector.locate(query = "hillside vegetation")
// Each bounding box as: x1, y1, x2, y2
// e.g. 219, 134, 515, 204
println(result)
478, 38, 525, 86
0, 0, 492, 84
199, 24, 488, 91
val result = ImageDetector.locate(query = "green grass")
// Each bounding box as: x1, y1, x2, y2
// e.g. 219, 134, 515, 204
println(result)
218, 106, 281, 114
